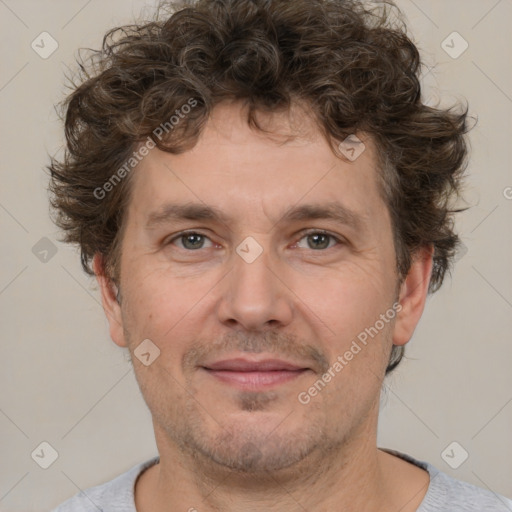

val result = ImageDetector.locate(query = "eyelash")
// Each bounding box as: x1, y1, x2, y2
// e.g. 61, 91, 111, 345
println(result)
295, 229, 343, 249
166, 229, 344, 251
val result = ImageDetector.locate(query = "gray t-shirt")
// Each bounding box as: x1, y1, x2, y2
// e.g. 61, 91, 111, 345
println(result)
52, 450, 512, 511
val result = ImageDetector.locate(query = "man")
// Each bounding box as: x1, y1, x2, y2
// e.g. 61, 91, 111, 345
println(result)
49, 0, 512, 510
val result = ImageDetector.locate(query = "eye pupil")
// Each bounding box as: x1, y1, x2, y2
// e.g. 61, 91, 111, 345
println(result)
182, 234, 204, 249
308, 233, 330, 250
174, 232, 335, 251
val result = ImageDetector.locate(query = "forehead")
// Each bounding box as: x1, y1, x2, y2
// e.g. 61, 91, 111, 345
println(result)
127, 101, 387, 231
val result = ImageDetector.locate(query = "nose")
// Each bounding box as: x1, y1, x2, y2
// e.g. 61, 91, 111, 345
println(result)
216, 241, 294, 331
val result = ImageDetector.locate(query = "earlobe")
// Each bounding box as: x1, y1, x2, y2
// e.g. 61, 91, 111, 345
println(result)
92, 254, 127, 347
392, 245, 434, 347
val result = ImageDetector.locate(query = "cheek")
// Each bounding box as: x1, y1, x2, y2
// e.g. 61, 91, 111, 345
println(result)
119, 261, 219, 362
292, 265, 397, 396
295, 260, 393, 332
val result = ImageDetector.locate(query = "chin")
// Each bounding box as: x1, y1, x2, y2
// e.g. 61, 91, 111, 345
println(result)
174, 410, 332, 474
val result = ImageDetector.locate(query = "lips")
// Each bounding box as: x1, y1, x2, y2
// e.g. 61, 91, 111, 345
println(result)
201, 358, 309, 390
204, 358, 306, 372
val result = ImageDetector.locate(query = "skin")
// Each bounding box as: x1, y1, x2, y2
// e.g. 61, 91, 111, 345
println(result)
95, 100, 433, 512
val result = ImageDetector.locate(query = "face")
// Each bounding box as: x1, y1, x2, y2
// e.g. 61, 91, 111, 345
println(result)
97, 101, 431, 473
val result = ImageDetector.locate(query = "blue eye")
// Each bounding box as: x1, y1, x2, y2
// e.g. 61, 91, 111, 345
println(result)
295, 231, 340, 250
166, 230, 342, 252
171, 232, 214, 250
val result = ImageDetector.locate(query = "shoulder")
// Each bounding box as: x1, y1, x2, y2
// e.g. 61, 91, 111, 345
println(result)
420, 467, 512, 512
384, 449, 512, 512
51, 457, 159, 512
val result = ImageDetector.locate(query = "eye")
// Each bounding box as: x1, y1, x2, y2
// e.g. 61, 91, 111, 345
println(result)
168, 231, 214, 250
295, 230, 341, 250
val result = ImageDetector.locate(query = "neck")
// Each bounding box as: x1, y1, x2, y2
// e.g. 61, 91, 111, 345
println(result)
134, 404, 427, 512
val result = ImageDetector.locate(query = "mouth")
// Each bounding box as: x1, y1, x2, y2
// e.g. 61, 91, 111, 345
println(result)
201, 358, 310, 390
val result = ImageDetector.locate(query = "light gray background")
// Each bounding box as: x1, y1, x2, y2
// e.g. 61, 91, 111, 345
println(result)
1, 1, 511, 511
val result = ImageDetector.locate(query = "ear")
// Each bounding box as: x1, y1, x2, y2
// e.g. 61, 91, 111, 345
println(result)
392, 244, 434, 346
92, 253, 127, 347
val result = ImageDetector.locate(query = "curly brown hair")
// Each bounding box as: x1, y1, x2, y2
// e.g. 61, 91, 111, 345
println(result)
48, 0, 470, 373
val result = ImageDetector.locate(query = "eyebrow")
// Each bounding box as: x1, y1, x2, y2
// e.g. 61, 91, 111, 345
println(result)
145, 203, 230, 229
145, 201, 367, 232
277, 202, 367, 232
